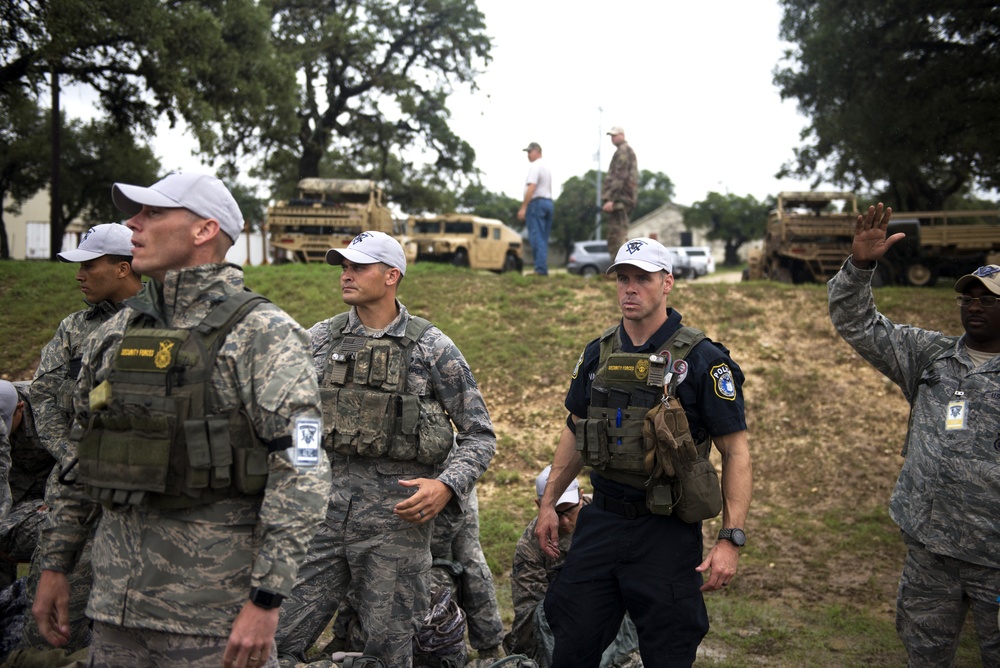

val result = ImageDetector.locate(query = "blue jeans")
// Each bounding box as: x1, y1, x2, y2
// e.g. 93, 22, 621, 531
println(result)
526, 198, 554, 275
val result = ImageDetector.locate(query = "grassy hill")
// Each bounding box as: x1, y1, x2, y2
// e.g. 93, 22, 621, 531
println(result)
0, 260, 981, 666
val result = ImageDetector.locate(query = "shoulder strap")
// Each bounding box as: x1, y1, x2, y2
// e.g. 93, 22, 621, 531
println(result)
196, 290, 271, 358
662, 325, 706, 363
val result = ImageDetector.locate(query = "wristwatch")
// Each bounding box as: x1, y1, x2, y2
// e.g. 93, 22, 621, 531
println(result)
718, 528, 747, 548
248, 586, 285, 610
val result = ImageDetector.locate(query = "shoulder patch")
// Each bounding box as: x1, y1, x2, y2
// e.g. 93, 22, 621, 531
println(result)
711, 363, 736, 401
571, 352, 584, 379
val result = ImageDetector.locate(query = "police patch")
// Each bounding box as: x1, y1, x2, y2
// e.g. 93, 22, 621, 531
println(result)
571, 352, 584, 379
711, 363, 736, 400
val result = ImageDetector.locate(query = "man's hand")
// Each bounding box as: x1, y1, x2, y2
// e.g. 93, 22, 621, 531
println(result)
223, 602, 278, 668
602, 201, 614, 213
394, 478, 453, 524
695, 540, 740, 592
517, 205, 527, 222
33, 570, 71, 647
851, 202, 904, 266
534, 504, 561, 559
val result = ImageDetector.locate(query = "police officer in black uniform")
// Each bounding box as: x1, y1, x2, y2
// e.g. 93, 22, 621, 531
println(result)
535, 237, 753, 668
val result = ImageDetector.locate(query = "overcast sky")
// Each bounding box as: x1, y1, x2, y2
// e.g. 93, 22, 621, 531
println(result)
62, 0, 830, 207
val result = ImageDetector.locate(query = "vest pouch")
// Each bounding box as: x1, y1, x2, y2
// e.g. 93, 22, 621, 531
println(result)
328, 387, 364, 456
645, 483, 674, 516
182, 417, 234, 490
78, 412, 171, 494
231, 410, 267, 495
357, 393, 391, 458
389, 395, 420, 461
670, 458, 723, 523
576, 415, 610, 467
416, 402, 453, 465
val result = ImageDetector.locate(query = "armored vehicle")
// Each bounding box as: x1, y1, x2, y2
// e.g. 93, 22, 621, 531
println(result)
267, 179, 396, 263
406, 214, 523, 273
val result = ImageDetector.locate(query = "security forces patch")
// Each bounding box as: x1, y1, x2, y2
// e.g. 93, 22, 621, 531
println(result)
571, 352, 584, 379
711, 363, 736, 400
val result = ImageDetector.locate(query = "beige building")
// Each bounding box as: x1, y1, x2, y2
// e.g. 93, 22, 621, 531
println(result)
2, 188, 83, 260
627, 203, 726, 261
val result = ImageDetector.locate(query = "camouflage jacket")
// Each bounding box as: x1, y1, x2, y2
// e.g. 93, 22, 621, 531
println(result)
829, 259, 1000, 569
0, 420, 10, 519
39, 263, 331, 636
601, 141, 638, 211
503, 496, 591, 656
5, 383, 55, 505
309, 302, 495, 542
33, 300, 123, 463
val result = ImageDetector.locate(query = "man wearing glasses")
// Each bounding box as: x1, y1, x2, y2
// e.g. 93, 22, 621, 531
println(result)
829, 202, 1000, 667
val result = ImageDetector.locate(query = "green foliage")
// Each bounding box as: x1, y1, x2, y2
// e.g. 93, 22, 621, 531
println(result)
263, 0, 492, 211
457, 182, 522, 226
775, 0, 1000, 209
553, 170, 601, 254
633, 169, 676, 221
686, 191, 772, 265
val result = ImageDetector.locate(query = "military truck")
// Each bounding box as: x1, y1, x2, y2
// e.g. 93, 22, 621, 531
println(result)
745, 191, 859, 284
405, 214, 524, 272
745, 191, 1000, 286
266, 178, 397, 263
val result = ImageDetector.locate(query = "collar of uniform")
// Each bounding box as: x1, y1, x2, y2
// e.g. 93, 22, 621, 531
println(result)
84, 299, 123, 321
127, 263, 245, 328
617, 307, 683, 352
346, 299, 411, 338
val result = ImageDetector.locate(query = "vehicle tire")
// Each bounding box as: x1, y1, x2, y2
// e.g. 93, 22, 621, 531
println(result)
501, 253, 519, 273
904, 262, 937, 287
871, 263, 894, 287
452, 247, 469, 268
580, 265, 599, 278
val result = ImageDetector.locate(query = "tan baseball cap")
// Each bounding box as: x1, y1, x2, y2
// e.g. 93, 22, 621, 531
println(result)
954, 265, 1000, 295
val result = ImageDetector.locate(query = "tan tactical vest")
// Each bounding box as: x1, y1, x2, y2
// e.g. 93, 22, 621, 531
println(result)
319, 313, 453, 464
76, 291, 270, 509
576, 325, 708, 490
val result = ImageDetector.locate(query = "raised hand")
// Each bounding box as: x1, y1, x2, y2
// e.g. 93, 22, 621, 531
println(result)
851, 202, 904, 266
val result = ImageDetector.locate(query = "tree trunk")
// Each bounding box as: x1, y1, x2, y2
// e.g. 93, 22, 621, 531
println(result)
48, 69, 62, 261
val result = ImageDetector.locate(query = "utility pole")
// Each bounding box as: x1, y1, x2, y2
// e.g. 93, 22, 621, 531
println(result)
594, 107, 603, 241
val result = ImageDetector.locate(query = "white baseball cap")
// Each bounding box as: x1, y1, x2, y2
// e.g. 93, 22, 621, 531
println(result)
326, 231, 407, 275
57, 223, 133, 262
607, 237, 674, 274
0, 380, 17, 433
536, 465, 582, 507
607, 126, 625, 136
112, 172, 245, 243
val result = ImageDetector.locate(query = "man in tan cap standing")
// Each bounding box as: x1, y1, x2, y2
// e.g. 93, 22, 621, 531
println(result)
829, 202, 1000, 666
601, 127, 639, 258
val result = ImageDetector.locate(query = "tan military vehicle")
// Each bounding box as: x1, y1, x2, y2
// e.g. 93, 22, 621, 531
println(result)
406, 214, 524, 272
267, 178, 397, 263
746, 190, 1000, 286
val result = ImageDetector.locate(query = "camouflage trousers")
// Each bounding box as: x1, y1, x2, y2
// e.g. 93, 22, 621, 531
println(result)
604, 209, 633, 260
88, 621, 278, 667
431, 487, 504, 650
275, 519, 432, 668
0, 499, 46, 588
896, 533, 1000, 667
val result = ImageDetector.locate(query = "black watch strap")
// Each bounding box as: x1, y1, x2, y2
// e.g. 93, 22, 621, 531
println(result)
249, 586, 285, 610
718, 528, 747, 547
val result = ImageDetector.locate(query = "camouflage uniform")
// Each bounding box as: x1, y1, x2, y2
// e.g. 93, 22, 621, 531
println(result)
38, 264, 331, 646
0, 384, 55, 588
276, 301, 496, 668
431, 483, 504, 651
829, 259, 1000, 666
601, 141, 638, 258
32, 301, 123, 461
0, 420, 10, 521
24, 300, 124, 653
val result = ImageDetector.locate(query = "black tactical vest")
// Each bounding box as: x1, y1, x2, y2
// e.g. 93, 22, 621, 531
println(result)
576, 325, 708, 490
319, 312, 454, 465
76, 291, 270, 509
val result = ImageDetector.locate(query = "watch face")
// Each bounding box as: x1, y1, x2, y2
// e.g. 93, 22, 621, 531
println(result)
731, 528, 747, 546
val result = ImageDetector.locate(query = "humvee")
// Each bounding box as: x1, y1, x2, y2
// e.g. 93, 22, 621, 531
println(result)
406, 214, 524, 273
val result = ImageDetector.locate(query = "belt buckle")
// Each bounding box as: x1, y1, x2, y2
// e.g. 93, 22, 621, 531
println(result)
623, 502, 638, 520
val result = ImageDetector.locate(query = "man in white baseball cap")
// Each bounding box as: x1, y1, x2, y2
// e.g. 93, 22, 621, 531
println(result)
606, 237, 674, 275
57, 223, 134, 263
276, 234, 496, 667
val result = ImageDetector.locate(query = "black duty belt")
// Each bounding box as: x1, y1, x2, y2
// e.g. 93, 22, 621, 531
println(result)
593, 491, 651, 519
